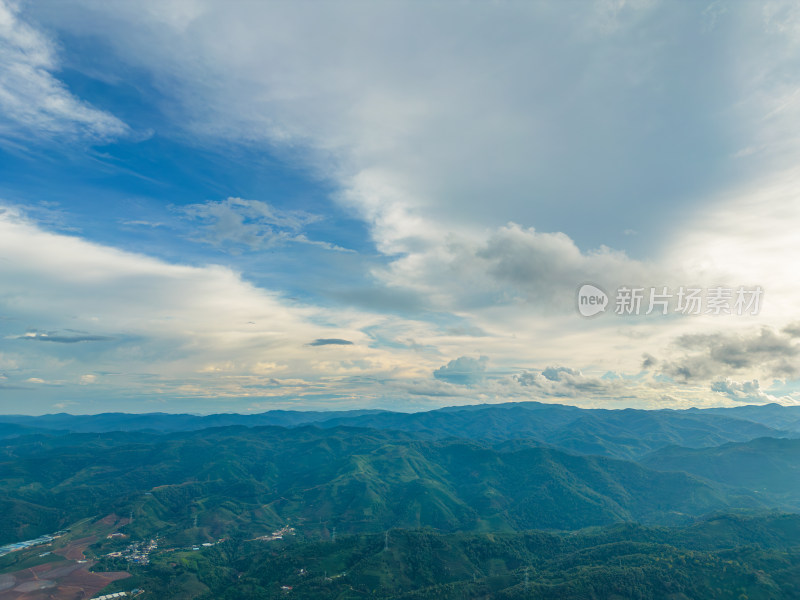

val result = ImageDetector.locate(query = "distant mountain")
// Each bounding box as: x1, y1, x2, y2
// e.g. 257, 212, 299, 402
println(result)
642, 437, 800, 508
1, 401, 794, 459
0, 425, 757, 545
693, 403, 800, 432
321, 403, 791, 459
0, 409, 387, 435
0, 422, 65, 439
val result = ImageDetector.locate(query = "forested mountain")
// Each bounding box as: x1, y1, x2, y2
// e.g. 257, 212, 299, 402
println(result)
1, 401, 795, 460
0, 425, 753, 545
642, 437, 800, 508
694, 404, 800, 431
98, 514, 800, 599
3, 404, 800, 599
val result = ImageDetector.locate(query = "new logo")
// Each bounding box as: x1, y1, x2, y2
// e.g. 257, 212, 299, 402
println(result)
576, 283, 608, 317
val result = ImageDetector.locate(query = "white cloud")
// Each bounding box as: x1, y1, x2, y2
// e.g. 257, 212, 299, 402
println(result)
28, 2, 785, 313
433, 355, 488, 386
178, 197, 350, 252
711, 378, 777, 404
0, 0, 129, 142
667, 168, 800, 327
25, 0, 704, 249
515, 367, 628, 399
20, 3, 794, 288
7, 1, 800, 410
3, 202, 794, 411
652, 326, 800, 383
0, 205, 420, 407
375, 223, 658, 313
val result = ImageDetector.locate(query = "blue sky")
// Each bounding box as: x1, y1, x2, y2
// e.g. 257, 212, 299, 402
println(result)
2, 0, 800, 414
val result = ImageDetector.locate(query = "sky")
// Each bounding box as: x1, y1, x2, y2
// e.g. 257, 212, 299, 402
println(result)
2, 0, 800, 414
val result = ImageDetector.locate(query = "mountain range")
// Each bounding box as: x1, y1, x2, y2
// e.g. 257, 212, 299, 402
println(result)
2, 401, 797, 460
4, 401, 800, 598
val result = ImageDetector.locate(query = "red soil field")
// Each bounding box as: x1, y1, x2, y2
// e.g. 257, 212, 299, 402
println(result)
0, 535, 130, 600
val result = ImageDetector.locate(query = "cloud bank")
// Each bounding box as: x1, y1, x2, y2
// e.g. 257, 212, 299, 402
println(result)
0, 0, 129, 142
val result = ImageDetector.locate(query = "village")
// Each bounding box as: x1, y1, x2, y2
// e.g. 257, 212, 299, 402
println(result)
104, 535, 158, 565
251, 525, 296, 542
103, 523, 296, 566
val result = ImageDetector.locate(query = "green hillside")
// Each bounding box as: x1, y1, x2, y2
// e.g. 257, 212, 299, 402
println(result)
0, 425, 757, 545
642, 437, 800, 507
92, 514, 800, 599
